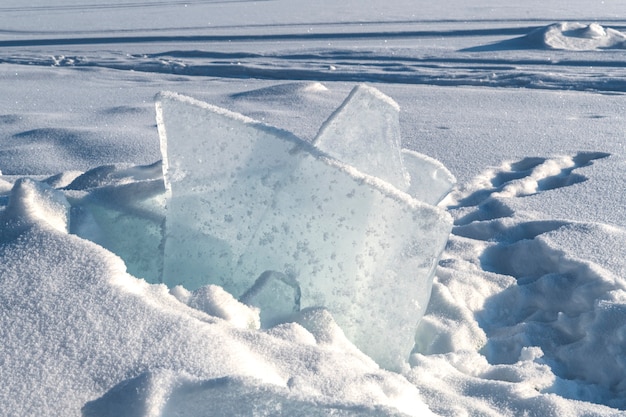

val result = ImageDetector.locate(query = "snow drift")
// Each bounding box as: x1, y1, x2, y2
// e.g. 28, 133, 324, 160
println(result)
534, 22, 626, 51
475, 22, 626, 52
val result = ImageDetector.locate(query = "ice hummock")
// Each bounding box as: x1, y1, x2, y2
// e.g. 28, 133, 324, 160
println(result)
155, 86, 453, 370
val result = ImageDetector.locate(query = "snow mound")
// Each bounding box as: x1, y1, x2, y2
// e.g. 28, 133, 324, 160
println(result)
230, 81, 329, 101
464, 22, 626, 53
2, 178, 71, 236
529, 22, 626, 51
83, 371, 419, 417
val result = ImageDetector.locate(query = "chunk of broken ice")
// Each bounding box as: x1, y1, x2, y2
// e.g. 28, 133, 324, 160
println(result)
402, 149, 456, 205
314, 84, 455, 205
155, 88, 453, 370
156, 93, 303, 293
314, 84, 409, 190
66, 162, 166, 282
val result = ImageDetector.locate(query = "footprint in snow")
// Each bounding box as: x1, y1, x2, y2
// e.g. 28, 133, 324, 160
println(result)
436, 151, 624, 389
448, 151, 610, 227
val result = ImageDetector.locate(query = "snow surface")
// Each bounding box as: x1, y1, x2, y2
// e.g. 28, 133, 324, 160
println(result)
1, 1, 626, 416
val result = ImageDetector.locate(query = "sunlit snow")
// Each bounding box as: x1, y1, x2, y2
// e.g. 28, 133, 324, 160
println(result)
1, 1, 626, 416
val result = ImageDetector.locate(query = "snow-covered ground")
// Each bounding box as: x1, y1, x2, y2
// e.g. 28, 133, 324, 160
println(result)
1, 1, 625, 416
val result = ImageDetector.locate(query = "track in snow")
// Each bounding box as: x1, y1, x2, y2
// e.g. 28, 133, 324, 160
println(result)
2, 22, 626, 93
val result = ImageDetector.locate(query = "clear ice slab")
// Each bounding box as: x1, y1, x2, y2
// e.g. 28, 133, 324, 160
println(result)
314, 84, 455, 205
155, 87, 453, 370
66, 162, 166, 283
314, 84, 409, 190
401, 149, 456, 205
239, 270, 301, 328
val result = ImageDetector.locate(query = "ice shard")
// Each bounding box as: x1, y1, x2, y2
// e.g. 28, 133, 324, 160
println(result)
66, 162, 166, 283
314, 84, 409, 191
156, 92, 303, 293
402, 149, 456, 205
314, 85, 455, 205
239, 270, 301, 328
155, 89, 453, 370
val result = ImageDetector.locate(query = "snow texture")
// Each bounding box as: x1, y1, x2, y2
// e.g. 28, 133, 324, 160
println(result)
2, 1, 626, 415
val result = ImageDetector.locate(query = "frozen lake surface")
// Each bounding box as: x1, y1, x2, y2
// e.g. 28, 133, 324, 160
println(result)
1, 1, 625, 416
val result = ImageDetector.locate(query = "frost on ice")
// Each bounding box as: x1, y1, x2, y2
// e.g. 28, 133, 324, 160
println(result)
155, 86, 454, 370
